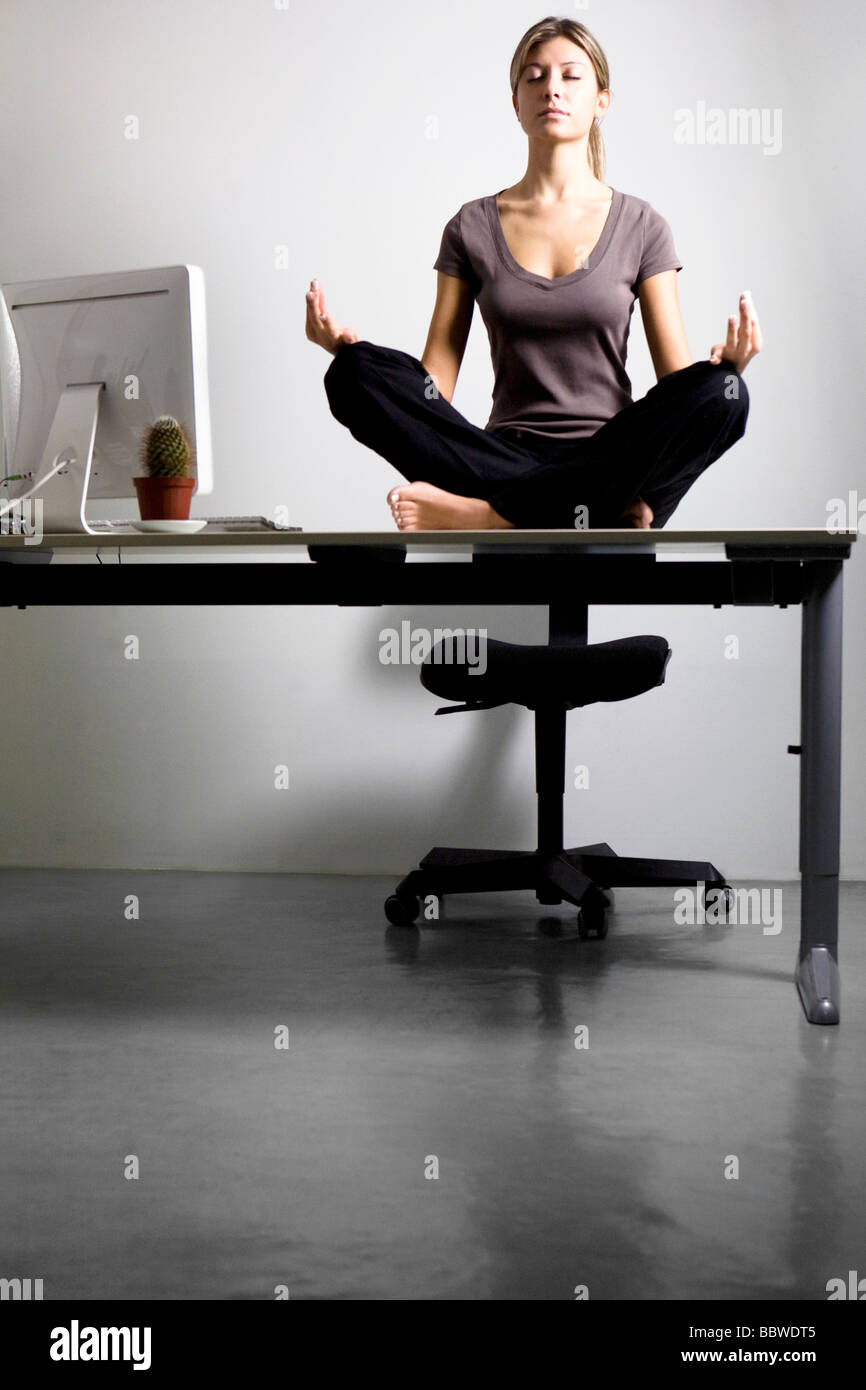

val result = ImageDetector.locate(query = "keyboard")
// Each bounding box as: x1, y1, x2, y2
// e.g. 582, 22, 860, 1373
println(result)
86, 516, 302, 533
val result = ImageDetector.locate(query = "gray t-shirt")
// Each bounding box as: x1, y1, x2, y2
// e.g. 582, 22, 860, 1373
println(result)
433, 188, 682, 440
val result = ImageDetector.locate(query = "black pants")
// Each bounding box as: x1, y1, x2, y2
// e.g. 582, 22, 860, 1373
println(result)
323, 340, 750, 528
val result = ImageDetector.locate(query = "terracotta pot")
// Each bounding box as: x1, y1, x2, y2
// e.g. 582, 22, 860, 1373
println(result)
133, 476, 195, 521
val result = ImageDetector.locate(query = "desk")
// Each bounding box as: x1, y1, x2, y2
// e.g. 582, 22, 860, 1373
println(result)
0, 527, 856, 1024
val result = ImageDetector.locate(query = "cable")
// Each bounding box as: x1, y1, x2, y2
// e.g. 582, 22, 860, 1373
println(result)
0, 453, 71, 521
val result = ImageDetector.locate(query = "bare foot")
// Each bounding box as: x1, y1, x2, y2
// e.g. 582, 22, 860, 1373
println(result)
619, 496, 654, 528
387, 482, 515, 531
304, 279, 359, 357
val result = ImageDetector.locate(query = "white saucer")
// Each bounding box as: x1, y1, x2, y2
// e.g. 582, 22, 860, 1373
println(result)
131, 519, 208, 534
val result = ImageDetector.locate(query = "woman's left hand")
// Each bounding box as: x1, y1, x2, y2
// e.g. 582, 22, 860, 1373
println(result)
709, 290, 762, 373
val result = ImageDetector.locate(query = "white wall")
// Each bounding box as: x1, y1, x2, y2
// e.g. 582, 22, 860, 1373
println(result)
1, 0, 864, 877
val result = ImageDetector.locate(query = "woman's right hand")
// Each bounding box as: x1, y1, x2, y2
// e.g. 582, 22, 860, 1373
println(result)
304, 279, 359, 356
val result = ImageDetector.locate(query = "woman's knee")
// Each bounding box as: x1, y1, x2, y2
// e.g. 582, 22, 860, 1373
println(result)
701, 360, 749, 429
324, 338, 372, 385
324, 338, 410, 402
722, 370, 749, 437
323, 340, 375, 417
717, 360, 749, 404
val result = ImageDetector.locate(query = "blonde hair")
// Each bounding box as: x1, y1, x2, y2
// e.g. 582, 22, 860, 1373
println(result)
509, 16, 610, 181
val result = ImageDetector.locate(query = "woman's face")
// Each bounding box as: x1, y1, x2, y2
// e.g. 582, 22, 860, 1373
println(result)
513, 37, 608, 140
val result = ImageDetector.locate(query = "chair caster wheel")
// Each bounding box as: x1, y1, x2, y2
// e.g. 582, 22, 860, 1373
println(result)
704, 884, 735, 921
577, 901, 608, 939
384, 893, 420, 926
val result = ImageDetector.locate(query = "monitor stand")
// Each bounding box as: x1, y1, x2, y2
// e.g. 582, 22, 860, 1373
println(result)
23, 381, 104, 535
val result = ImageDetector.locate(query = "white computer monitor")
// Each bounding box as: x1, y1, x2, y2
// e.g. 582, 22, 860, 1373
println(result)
0, 264, 212, 534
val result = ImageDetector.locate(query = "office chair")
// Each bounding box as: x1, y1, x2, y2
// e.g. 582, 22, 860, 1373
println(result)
384, 631, 734, 935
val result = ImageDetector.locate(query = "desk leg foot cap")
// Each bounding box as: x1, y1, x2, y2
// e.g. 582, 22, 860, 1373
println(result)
796, 946, 840, 1025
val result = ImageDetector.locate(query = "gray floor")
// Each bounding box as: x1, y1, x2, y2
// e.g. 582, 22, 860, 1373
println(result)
1, 868, 864, 1301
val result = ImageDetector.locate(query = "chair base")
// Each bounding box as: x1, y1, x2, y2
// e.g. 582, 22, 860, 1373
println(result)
386, 840, 730, 934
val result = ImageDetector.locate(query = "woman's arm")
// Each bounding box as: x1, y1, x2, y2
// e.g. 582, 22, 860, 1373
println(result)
638, 271, 763, 378
420, 272, 475, 403
637, 270, 694, 379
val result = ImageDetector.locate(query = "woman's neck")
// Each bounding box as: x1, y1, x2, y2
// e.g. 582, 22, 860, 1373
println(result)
511, 150, 608, 204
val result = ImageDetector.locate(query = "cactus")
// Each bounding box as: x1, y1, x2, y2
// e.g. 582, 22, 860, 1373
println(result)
141, 415, 192, 478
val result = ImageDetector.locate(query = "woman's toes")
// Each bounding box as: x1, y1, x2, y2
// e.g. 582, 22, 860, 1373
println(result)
620, 496, 654, 528
387, 487, 409, 528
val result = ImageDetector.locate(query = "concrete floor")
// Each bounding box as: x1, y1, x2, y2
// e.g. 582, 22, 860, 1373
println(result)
1, 868, 864, 1301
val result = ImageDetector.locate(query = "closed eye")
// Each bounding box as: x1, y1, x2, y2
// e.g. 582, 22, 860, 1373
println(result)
528, 75, 581, 81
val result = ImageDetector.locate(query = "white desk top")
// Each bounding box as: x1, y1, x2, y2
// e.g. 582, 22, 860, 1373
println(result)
0, 527, 858, 552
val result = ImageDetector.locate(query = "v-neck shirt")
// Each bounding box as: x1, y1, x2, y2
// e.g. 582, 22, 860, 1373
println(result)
433, 188, 682, 440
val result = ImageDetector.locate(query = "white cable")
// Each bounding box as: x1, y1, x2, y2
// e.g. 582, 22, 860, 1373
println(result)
0, 454, 70, 521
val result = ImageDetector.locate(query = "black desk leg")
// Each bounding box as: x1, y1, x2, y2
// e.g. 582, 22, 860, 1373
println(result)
797, 559, 843, 1024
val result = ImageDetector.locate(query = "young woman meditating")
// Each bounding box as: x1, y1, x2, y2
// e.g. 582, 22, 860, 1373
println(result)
304, 15, 761, 531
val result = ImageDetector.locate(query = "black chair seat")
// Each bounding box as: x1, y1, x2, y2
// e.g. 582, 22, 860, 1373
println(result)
420, 634, 672, 711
